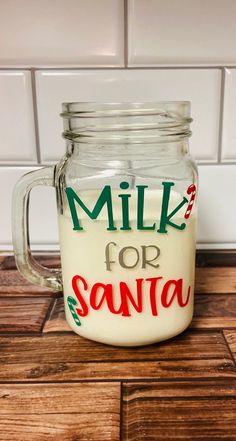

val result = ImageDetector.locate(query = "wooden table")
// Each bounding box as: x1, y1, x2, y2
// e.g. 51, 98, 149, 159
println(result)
0, 253, 236, 440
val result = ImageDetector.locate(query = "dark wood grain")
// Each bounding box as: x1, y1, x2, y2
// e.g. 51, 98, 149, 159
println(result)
0, 383, 120, 440
0, 332, 230, 363
195, 267, 236, 293
0, 332, 234, 381
191, 294, 236, 329
0, 358, 235, 382
196, 250, 236, 267
0, 297, 52, 332
224, 331, 236, 361
123, 380, 236, 441
124, 379, 236, 399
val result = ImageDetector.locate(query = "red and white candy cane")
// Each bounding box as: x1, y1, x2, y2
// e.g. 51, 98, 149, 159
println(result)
184, 184, 196, 219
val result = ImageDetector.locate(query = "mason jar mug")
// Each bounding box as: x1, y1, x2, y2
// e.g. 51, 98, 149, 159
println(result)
12, 102, 198, 347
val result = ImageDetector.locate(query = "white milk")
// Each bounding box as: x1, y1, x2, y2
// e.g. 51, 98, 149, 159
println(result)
58, 189, 196, 346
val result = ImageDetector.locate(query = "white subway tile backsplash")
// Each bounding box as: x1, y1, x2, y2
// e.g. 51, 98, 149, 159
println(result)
0, 0, 235, 251
36, 69, 221, 163
128, 0, 236, 66
0, 0, 124, 67
197, 165, 236, 245
0, 71, 36, 163
221, 68, 236, 161
1, 167, 58, 249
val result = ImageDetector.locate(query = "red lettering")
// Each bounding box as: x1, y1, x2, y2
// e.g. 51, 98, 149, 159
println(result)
71, 274, 191, 318
119, 279, 144, 316
146, 277, 163, 316
72, 275, 89, 317
161, 279, 190, 308
90, 282, 123, 314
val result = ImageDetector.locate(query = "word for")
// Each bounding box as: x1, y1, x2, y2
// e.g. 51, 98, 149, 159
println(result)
104, 242, 160, 271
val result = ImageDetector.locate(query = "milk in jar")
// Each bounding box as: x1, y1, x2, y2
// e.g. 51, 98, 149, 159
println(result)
59, 185, 196, 346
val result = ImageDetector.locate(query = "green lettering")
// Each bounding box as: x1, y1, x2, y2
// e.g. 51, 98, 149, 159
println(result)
65, 186, 116, 231
137, 185, 156, 230
157, 182, 188, 233
119, 181, 131, 231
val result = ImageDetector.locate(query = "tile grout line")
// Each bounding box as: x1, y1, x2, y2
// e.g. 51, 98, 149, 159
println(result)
30, 69, 42, 164
0, 66, 236, 70
222, 330, 236, 366
123, 0, 128, 68
217, 67, 226, 163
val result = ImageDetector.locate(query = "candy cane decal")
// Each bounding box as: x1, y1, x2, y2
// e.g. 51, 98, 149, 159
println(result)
184, 184, 196, 219
67, 296, 81, 326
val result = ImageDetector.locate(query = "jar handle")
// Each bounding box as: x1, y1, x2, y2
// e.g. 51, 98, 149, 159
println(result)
12, 166, 62, 291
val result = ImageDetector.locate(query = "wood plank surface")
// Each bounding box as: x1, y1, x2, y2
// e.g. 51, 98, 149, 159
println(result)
0, 383, 120, 440
123, 380, 236, 441
0, 297, 52, 332
191, 294, 236, 329
0, 331, 233, 381
0, 358, 235, 382
196, 251, 236, 267
224, 331, 236, 361
0, 332, 230, 363
195, 267, 236, 293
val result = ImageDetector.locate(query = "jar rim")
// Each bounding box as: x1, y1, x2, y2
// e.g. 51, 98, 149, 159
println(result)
61, 101, 191, 120
60, 101, 192, 143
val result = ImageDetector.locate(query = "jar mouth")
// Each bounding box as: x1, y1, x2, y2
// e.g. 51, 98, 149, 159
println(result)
60, 101, 192, 143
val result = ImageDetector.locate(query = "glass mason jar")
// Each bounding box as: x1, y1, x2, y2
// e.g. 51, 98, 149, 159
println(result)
12, 102, 198, 347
